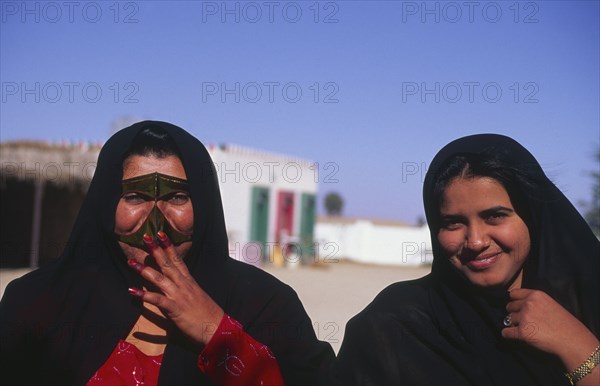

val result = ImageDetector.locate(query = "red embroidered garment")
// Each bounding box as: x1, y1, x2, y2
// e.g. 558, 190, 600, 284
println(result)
88, 315, 283, 386
198, 315, 284, 385
87, 340, 163, 385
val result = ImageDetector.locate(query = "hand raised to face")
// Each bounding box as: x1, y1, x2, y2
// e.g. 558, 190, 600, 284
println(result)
128, 231, 224, 348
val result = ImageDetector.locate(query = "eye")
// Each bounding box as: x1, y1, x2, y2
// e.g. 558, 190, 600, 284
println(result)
485, 212, 508, 224
122, 192, 147, 204
440, 216, 463, 230
167, 193, 190, 205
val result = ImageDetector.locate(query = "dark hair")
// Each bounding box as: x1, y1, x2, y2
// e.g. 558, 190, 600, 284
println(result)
126, 125, 180, 159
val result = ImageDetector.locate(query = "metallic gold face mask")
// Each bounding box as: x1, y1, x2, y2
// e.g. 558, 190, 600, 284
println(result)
117, 172, 193, 248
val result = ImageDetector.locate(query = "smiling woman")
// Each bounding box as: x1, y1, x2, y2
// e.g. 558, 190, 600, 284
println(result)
333, 134, 600, 385
0, 121, 334, 385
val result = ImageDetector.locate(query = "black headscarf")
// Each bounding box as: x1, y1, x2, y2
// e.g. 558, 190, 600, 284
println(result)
0, 121, 334, 385
333, 134, 599, 385
425, 134, 600, 333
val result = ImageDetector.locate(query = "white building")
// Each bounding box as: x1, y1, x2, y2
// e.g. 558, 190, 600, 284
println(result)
208, 144, 318, 265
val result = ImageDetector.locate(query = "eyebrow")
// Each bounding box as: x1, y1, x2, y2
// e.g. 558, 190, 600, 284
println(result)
479, 206, 515, 216
440, 206, 514, 217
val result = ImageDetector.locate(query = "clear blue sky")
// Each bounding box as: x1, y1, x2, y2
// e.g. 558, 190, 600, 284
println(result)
1, 1, 598, 224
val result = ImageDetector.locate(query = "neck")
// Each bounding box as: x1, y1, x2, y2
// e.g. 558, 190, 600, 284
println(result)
507, 269, 524, 291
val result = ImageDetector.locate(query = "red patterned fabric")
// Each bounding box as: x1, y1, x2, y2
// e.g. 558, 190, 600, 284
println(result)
87, 315, 283, 386
198, 315, 285, 386
87, 340, 163, 385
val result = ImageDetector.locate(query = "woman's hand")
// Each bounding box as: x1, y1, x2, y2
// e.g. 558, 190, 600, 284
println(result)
128, 231, 224, 348
502, 289, 599, 384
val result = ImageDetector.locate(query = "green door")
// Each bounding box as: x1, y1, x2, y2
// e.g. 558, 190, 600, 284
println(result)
250, 187, 269, 248
300, 193, 316, 258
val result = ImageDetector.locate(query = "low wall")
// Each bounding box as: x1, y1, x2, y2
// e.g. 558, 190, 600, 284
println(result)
315, 220, 433, 266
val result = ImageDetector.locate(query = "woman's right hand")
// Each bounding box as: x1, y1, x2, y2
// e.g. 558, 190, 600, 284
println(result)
128, 231, 225, 348
502, 288, 599, 385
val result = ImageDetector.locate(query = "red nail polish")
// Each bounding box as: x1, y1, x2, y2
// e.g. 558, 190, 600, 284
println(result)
127, 259, 144, 273
143, 234, 159, 250
128, 287, 144, 297
157, 231, 172, 248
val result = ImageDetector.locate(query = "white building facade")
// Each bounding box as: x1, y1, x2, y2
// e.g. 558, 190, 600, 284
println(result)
208, 144, 318, 265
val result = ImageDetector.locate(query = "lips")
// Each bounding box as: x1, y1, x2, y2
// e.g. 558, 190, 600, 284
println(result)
464, 251, 501, 271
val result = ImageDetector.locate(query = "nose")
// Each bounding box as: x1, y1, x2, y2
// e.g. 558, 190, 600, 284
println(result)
463, 222, 490, 252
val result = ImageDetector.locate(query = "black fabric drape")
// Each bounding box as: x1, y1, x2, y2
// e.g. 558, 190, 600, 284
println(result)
333, 134, 599, 385
0, 121, 334, 385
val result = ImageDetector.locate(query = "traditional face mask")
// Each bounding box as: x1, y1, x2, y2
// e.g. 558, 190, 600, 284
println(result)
117, 172, 193, 248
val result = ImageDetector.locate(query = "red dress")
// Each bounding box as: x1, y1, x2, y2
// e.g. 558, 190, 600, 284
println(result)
87, 314, 284, 386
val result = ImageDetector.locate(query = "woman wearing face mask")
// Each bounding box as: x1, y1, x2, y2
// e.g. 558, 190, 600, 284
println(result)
0, 121, 334, 385
332, 134, 599, 385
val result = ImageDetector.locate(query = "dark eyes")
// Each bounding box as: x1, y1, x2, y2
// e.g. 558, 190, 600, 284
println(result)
167, 193, 190, 205
440, 212, 509, 230
440, 218, 462, 230
121, 192, 190, 205
122, 193, 147, 204
485, 212, 508, 224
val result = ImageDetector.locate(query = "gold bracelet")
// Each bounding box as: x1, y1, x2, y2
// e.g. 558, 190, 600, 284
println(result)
565, 345, 600, 385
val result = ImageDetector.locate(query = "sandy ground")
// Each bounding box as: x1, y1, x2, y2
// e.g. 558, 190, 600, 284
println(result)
0, 262, 431, 353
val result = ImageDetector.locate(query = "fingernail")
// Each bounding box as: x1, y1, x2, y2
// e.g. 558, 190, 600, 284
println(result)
143, 234, 159, 250
157, 231, 172, 248
128, 287, 144, 297
127, 259, 144, 273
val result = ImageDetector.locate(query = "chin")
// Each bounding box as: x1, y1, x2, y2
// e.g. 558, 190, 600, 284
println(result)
463, 271, 508, 289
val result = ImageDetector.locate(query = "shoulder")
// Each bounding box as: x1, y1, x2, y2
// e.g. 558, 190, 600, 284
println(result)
365, 274, 435, 314
225, 259, 296, 294
346, 274, 437, 333
222, 259, 304, 318
0, 262, 64, 361
0, 260, 102, 323
0, 261, 61, 313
